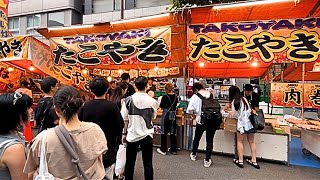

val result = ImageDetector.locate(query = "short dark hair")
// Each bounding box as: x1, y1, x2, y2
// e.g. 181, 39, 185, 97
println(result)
193, 82, 204, 91
135, 76, 148, 91
110, 80, 116, 84
53, 86, 83, 122
244, 84, 253, 91
121, 73, 130, 81
0, 93, 33, 134
41, 77, 58, 93
148, 78, 154, 81
89, 77, 109, 97
20, 80, 29, 87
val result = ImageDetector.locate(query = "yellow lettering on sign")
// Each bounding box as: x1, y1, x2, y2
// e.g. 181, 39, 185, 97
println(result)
221, 34, 250, 62
244, 32, 287, 62
189, 34, 222, 62
287, 30, 320, 62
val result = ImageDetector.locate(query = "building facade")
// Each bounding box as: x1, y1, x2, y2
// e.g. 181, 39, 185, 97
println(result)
8, 0, 83, 43
8, 0, 171, 40
83, 0, 170, 24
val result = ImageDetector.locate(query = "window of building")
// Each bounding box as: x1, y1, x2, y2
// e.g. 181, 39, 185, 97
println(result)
93, 0, 114, 13
9, 17, 19, 36
27, 14, 41, 35
27, 14, 41, 28
48, 11, 65, 27
135, 0, 169, 8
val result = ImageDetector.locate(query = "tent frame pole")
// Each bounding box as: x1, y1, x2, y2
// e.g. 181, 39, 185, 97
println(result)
301, 63, 305, 120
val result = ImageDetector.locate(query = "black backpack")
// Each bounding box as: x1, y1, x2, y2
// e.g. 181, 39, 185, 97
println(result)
196, 93, 222, 130
35, 98, 54, 133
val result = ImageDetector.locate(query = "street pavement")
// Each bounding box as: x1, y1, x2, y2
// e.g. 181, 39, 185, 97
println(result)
131, 148, 319, 180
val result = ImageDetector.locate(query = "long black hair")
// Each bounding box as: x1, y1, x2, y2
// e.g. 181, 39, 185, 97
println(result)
53, 86, 83, 122
0, 92, 33, 134
110, 82, 128, 109
229, 86, 249, 111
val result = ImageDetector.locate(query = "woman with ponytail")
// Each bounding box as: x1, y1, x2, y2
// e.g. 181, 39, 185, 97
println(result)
24, 86, 108, 179
229, 86, 260, 169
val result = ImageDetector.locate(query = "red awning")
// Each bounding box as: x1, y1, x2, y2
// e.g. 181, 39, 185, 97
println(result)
7, 60, 46, 75
189, 62, 271, 78
274, 62, 320, 81
190, 0, 319, 24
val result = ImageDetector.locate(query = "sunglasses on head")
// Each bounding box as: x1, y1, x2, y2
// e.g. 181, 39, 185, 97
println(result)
13, 92, 22, 105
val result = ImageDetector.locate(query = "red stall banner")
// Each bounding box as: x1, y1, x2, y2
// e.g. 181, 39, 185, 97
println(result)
0, 62, 23, 90
0, 36, 29, 60
30, 37, 90, 92
0, 0, 10, 38
188, 17, 320, 63
50, 27, 171, 66
271, 83, 320, 108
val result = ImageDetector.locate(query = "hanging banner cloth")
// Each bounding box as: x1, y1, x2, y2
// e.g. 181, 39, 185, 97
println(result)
271, 83, 320, 109
0, 0, 10, 38
188, 17, 320, 63
49, 27, 171, 66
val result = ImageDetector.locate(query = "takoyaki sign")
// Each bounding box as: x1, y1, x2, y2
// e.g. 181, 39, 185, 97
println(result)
50, 27, 171, 66
188, 18, 320, 63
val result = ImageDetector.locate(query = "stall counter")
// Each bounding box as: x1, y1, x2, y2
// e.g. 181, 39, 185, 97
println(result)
191, 126, 289, 164
301, 129, 320, 158
152, 109, 186, 149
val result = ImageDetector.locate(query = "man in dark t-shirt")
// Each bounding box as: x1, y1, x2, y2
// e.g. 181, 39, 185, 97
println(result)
35, 77, 59, 133
78, 77, 124, 180
121, 73, 135, 98
106, 80, 116, 100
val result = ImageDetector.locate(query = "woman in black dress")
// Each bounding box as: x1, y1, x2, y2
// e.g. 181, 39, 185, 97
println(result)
157, 82, 179, 155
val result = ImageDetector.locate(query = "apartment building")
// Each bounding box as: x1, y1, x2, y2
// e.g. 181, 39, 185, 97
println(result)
8, 0, 83, 43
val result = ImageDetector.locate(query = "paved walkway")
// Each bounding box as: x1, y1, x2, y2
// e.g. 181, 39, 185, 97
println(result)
131, 148, 319, 180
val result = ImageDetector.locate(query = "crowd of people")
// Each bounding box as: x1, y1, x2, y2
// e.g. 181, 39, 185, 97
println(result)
0, 73, 261, 180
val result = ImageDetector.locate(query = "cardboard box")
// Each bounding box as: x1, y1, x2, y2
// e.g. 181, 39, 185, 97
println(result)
224, 118, 237, 133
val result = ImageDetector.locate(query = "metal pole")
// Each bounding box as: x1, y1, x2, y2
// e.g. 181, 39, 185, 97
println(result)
302, 63, 305, 120
121, 0, 124, 19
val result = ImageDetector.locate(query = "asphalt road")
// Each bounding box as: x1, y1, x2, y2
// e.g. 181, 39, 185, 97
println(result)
130, 148, 319, 180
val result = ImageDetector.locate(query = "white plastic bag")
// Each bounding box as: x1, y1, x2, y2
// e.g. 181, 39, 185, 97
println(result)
34, 131, 55, 180
115, 144, 126, 176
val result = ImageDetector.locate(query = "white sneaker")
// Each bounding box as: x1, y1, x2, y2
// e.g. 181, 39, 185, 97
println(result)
204, 159, 212, 168
157, 148, 166, 156
190, 153, 196, 161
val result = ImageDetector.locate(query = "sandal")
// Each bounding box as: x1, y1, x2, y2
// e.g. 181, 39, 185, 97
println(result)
246, 159, 260, 169
233, 159, 244, 168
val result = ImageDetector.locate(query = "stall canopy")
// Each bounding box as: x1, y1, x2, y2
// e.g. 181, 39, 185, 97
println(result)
189, 62, 270, 78
190, 0, 319, 24
274, 62, 320, 81
36, 0, 320, 79
37, 13, 187, 66
0, 36, 46, 75
187, 0, 320, 78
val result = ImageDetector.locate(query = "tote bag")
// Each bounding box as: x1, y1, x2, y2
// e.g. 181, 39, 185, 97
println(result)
34, 131, 54, 180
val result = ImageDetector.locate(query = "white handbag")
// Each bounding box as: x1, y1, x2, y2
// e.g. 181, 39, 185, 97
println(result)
34, 131, 54, 180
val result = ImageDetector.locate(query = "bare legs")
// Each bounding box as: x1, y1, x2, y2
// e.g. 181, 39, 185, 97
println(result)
236, 132, 257, 163
247, 133, 257, 163
236, 132, 245, 163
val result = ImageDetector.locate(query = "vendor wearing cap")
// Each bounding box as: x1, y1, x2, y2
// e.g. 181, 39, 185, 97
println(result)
242, 84, 260, 111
